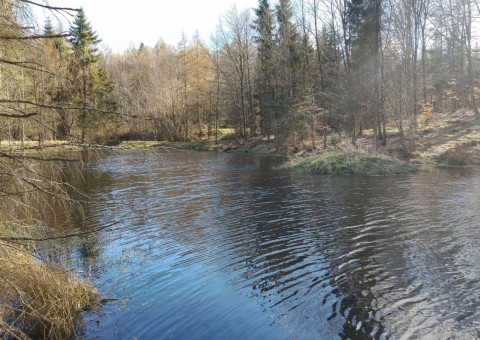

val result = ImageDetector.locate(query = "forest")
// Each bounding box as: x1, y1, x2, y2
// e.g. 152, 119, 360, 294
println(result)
1, 0, 480, 338
1, 0, 479, 154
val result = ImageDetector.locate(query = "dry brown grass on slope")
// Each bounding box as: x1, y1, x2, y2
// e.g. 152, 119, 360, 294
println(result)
415, 109, 480, 164
0, 242, 100, 340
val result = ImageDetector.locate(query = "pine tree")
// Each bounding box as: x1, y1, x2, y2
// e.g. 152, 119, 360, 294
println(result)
43, 17, 54, 35
68, 8, 115, 142
274, 0, 303, 149
253, 0, 276, 136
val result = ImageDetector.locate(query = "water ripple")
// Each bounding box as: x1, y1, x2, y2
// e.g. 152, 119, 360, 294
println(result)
58, 151, 480, 339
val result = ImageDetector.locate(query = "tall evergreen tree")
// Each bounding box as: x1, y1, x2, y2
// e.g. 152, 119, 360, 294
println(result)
253, 0, 276, 136
274, 0, 303, 148
68, 8, 115, 142
42, 18, 72, 139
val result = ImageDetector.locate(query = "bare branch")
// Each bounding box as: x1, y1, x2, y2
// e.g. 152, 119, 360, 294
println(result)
0, 33, 69, 40
0, 112, 38, 118
0, 152, 78, 163
0, 58, 56, 76
18, 0, 80, 13
0, 221, 120, 243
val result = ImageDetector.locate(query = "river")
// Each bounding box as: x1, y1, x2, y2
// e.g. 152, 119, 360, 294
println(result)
52, 149, 480, 339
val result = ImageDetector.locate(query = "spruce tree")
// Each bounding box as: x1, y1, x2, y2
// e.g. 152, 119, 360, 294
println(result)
43, 17, 54, 35
253, 0, 276, 136
276, 0, 303, 108
69, 9, 101, 64
68, 9, 115, 142
274, 0, 303, 149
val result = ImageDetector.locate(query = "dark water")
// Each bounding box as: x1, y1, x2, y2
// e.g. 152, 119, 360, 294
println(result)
56, 150, 480, 339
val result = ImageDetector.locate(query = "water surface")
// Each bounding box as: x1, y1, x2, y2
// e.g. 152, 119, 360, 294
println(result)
55, 150, 480, 339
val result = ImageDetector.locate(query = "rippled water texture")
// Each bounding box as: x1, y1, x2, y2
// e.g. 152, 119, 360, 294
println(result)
58, 150, 480, 339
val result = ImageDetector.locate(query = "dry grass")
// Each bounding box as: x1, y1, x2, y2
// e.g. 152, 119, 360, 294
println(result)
0, 147, 101, 339
415, 109, 480, 164
436, 140, 480, 165
0, 243, 100, 340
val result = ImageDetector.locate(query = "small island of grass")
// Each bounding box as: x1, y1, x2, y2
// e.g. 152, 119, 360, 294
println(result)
283, 150, 419, 176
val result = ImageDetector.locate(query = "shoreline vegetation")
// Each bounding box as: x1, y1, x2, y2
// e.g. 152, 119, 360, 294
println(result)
4, 108, 480, 177
283, 150, 420, 175
0, 215, 102, 339
0, 244, 100, 339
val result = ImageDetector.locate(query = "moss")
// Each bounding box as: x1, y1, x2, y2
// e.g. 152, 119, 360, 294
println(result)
284, 150, 419, 176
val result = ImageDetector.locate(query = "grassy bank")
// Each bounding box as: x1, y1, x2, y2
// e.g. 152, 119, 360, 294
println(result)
284, 150, 419, 175
0, 243, 100, 339
0, 223, 101, 339
115, 140, 223, 151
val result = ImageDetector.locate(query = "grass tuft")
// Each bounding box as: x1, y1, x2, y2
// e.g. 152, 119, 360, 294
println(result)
284, 150, 419, 175
0, 238, 100, 340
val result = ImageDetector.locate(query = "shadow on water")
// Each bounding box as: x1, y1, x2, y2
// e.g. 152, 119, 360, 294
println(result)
48, 150, 480, 339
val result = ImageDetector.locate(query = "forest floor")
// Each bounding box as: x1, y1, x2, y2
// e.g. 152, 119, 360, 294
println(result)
413, 109, 480, 166
221, 109, 480, 167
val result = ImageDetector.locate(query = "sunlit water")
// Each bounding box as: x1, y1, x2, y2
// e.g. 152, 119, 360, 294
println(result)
52, 150, 480, 339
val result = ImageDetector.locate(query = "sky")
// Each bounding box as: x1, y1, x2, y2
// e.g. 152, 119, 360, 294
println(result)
36, 0, 260, 51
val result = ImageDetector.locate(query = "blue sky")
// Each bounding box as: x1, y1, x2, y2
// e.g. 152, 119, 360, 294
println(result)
36, 0, 259, 51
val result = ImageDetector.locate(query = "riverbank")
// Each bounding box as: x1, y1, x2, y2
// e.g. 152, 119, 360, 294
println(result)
1, 108, 478, 336
414, 109, 480, 166
0, 144, 102, 339
2, 108, 479, 164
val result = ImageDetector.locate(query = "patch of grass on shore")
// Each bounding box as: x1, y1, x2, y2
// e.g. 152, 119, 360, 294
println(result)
0, 233, 101, 339
284, 150, 419, 175
116, 140, 163, 149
